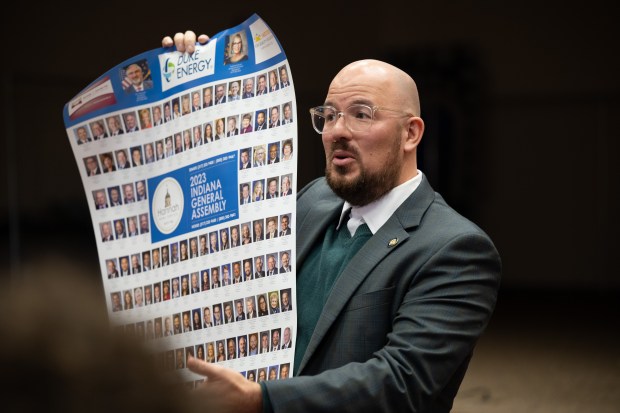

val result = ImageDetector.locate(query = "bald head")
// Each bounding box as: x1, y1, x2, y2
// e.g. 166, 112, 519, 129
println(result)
329, 59, 421, 116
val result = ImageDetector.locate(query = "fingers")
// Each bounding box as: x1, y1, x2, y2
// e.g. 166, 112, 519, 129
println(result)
187, 354, 218, 377
163, 31, 210, 53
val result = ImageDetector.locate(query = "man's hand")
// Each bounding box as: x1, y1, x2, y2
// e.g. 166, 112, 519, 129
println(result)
187, 356, 262, 413
162, 31, 210, 54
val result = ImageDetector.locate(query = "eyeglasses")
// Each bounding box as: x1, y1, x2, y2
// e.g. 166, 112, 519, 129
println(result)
309, 104, 412, 134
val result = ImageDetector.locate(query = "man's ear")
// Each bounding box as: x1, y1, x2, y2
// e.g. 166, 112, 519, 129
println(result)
403, 116, 424, 152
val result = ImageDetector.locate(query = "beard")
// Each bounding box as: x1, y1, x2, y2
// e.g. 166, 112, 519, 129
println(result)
325, 137, 402, 206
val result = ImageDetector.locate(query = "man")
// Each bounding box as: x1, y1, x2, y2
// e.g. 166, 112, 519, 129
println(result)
279, 65, 290, 88
266, 217, 278, 240
123, 183, 135, 204
228, 81, 240, 101
210, 267, 221, 289
280, 175, 292, 197
268, 144, 279, 164
255, 110, 267, 131
235, 300, 245, 321
167, 35, 500, 413
269, 106, 280, 128
153, 283, 162, 303
114, 219, 126, 239
202, 86, 213, 108
94, 190, 107, 209
242, 77, 254, 99
161, 246, 170, 266
226, 116, 239, 137
266, 254, 278, 276
136, 180, 147, 201
281, 327, 293, 350
280, 363, 290, 380
191, 272, 200, 293
203, 307, 213, 328
182, 311, 192, 333
119, 256, 130, 277
106, 259, 119, 279
115, 149, 130, 169
246, 297, 257, 320
190, 238, 199, 258
191, 91, 202, 111
280, 290, 292, 312
270, 328, 280, 351
232, 262, 243, 284
101, 222, 114, 242
253, 146, 266, 167
239, 149, 251, 170
108, 187, 122, 207
256, 73, 267, 95
144, 285, 153, 305
266, 178, 278, 199
130, 254, 142, 274
172, 314, 182, 335
214, 83, 226, 104
85, 156, 101, 176
139, 213, 149, 234
123, 63, 153, 93
131, 147, 143, 167
227, 339, 237, 360
134, 287, 144, 308
110, 292, 122, 311
248, 333, 259, 355
75, 126, 91, 145
91, 120, 107, 140
237, 336, 247, 358
279, 251, 291, 273
144, 143, 155, 163
220, 229, 230, 250
152, 248, 161, 268
253, 220, 264, 242
127, 217, 139, 238
254, 256, 265, 279
260, 332, 270, 354
279, 215, 291, 236
223, 302, 234, 324
221, 265, 231, 286
142, 250, 152, 271
107, 115, 124, 135
153, 105, 163, 126
230, 226, 240, 248
123, 112, 140, 133
282, 102, 293, 124
243, 259, 253, 282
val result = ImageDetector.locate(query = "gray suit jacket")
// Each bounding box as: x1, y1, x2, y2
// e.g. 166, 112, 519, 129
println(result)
265, 176, 501, 413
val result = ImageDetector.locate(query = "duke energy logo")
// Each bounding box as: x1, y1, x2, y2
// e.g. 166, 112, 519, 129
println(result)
162, 58, 175, 83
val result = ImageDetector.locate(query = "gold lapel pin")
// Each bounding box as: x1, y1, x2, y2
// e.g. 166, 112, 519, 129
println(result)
388, 238, 398, 247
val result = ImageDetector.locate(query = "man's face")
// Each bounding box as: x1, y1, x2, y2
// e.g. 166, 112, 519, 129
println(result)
120, 258, 129, 271
255, 258, 263, 271
322, 65, 410, 206
239, 336, 246, 350
272, 330, 280, 346
258, 76, 266, 91
131, 255, 139, 268
280, 68, 289, 84
204, 88, 212, 102
134, 288, 143, 304
117, 150, 127, 165
112, 293, 120, 307
183, 313, 190, 327
250, 334, 257, 349
213, 306, 221, 321
268, 180, 277, 195
125, 115, 136, 129
247, 299, 254, 314
281, 365, 289, 379
282, 253, 289, 267
92, 123, 103, 136
233, 263, 241, 278
145, 287, 151, 301
255, 148, 264, 162
153, 106, 162, 122
115, 220, 124, 234
124, 185, 134, 200
107, 260, 115, 273
143, 253, 151, 267
228, 118, 236, 130
267, 256, 275, 270
216, 85, 225, 98
231, 227, 239, 241
281, 216, 289, 231
204, 308, 211, 322
244, 261, 251, 276
162, 247, 169, 261
165, 318, 171, 330
96, 191, 106, 206
267, 220, 276, 233
261, 334, 269, 349
222, 267, 230, 282
228, 340, 235, 355
257, 112, 265, 125
191, 273, 198, 288
283, 328, 290, 344
145, 144, 153, 158
174, 316, 180, 330
86, 156, 97, 171
140, 215, 148, 230
245, 79, 254, 93
236, 301, 243, 315
271, 108, 279, 123
132, 149, 141, 164
225, 305, 232, 319
126, 64, 144, 86
269, 146, 278, 160
284, 105, 292, 120
136, 181, 145, 197
241, 151, 249, 164
282, 292, 289, 307
192, 92, 200, 106
153, 249, 160, 263
230, 82, 239, 96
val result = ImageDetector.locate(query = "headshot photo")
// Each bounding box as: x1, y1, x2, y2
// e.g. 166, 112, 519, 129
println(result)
214, 83, 227, 105
107, 185, 123, 207
267, 141, 280, 164
242, 76, 255, 99
239, 148, 252, 170
121, 60, 153, 94
171, 97, 181, 119
268, 69, 279, 93
130, 145, 144, 168
281, 139, 294, 161
105, 114, 125, 136
254, 109, 267, 131
280, 174, 293, 197
227, 80, 241, 101
152, 104, 163, 126
99, 152, 116, 174
255, 72, 268, 96
115, 148, 131, 170
224, 31, 249, 65
181, 93, 191, 116
202, 86, 213, 108
203, 121, 214, 143
278, 64, 290, 88
138, 107, 153, 129
92, 188, 108, 210
122, 111, 140, 133
74, 125, 91, 145
83, 155, 101, 177
113, 219, 127, 240
89, 119, 108, 140
100, 221, 114, 242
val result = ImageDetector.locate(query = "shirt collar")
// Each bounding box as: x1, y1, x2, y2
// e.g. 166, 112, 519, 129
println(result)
336, 171, 423, 234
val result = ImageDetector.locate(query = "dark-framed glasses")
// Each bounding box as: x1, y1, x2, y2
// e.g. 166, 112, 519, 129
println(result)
309, 104, 412, 134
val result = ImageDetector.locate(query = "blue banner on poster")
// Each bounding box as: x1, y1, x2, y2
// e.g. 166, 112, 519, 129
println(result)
148, 151, 239, 243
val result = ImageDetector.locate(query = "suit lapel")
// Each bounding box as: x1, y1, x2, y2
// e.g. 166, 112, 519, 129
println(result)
297, 176, 435, 373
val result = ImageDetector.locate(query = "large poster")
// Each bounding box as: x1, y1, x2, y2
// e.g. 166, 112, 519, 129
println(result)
62, 14, 297, 385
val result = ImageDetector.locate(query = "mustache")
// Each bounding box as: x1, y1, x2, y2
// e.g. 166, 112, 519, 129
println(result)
330, 140, 359, 156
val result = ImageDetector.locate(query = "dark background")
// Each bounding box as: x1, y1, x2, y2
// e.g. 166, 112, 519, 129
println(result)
2, 3, 618, 316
